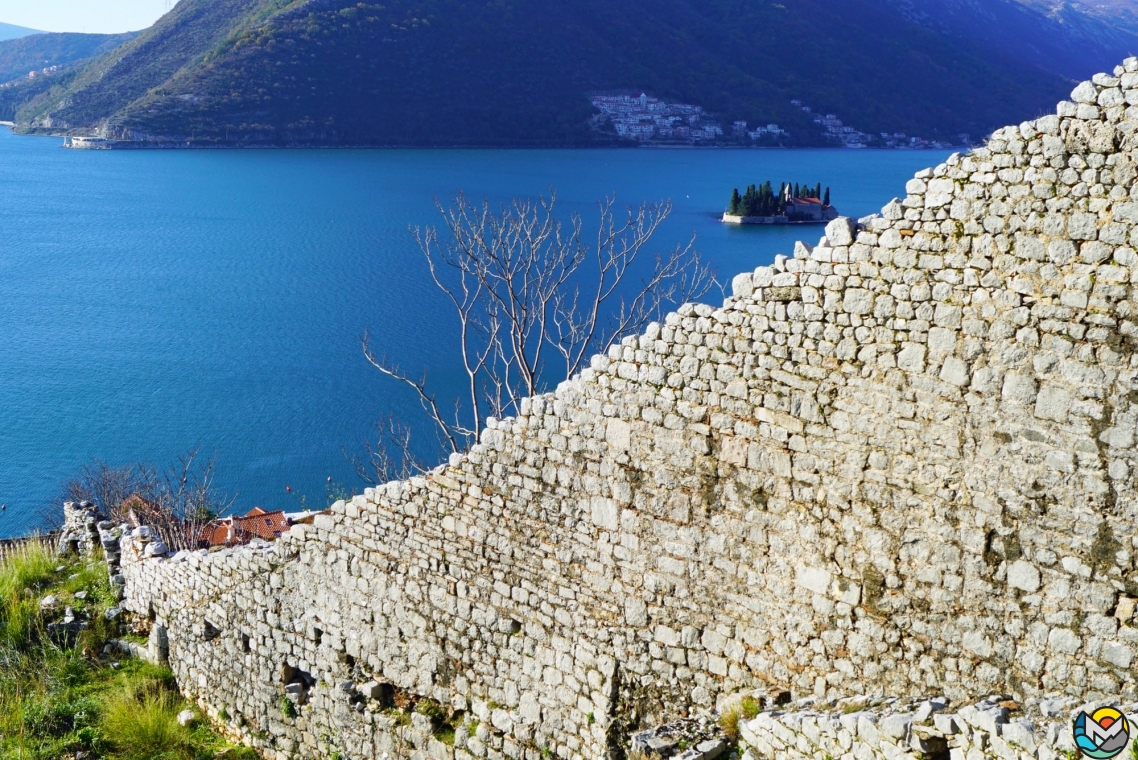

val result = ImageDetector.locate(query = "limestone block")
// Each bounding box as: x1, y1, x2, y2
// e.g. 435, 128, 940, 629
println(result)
940, 357, 970, 387
733, 272, 754, 298
753, 266, 774, 288
1034, 385, 1071, 423
1048, 628, 1081, 654
1002, 372, 1038, 404
897, 343, 927, 373
926, 327, 955, 354
606, 418, 631, 451
1102, 641, 1133, 668
880, 714, 912, 740
1007, 561, 1041, 593
826, 217, 858, 247
590, 497, 620, 530
933, 714, 959, 734
795, 566, 832, 595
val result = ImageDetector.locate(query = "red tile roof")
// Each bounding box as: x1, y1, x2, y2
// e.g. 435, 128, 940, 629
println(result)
201, 508, 290, 547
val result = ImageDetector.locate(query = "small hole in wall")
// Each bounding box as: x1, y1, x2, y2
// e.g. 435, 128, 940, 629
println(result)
203, 620, 221, 641
282, 664, 316, 689
282, 664, 316, 707
241, 634, 250, 653
313, 627, 323, 646
921, 736, 950, 760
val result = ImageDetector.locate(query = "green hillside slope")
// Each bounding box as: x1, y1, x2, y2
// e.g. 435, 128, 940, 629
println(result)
0, 32, 134, 84
13, 0, 1074, 147
0, 32, 135, 122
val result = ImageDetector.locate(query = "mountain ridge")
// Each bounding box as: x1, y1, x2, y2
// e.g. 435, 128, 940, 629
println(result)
889, 0, 1138, 80
0, 22, 42, 42
3, 0, 1089, 147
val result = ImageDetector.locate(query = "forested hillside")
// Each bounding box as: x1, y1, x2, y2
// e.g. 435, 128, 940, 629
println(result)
0, 32, 134, 84
890, 0, 1138, 80
0, 32, 136, 122
10, 0, 1076, 147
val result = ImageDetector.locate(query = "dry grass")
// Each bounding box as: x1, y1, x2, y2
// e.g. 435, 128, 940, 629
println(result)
719, 694, 762, 740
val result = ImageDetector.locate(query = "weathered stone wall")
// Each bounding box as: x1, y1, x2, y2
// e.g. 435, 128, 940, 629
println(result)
736, 693, 1104, 760
115, 60, 1138, 760
58, 500, 100, 557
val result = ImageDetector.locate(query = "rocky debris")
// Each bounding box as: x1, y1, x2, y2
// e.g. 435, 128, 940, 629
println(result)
39, 594, 58, 610
45, 603, 88, 643
104, 637, 159, 663
632, 715, 731, 758
176, 709, 198, 727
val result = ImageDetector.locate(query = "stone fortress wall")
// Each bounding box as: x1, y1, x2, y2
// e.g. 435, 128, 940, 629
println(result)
108, 59, 1138, 760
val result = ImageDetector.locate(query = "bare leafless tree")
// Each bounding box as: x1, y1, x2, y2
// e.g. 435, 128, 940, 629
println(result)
348, 414, 428, 486
363, 191, 714, 469
54, 449, 235, 552
149, 449, 235, 552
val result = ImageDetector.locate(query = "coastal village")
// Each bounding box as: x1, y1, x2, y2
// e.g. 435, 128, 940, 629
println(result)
590, 93, 787, 145
590, 91, 963, 148
790, 98, 962, 149
0, 63, 61, 90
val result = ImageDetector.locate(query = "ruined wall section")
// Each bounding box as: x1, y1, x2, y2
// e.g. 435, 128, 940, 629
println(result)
119, 60, 1138, 760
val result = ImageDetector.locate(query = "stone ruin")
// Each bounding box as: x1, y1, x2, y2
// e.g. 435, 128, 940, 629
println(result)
75, 58, 1138, 760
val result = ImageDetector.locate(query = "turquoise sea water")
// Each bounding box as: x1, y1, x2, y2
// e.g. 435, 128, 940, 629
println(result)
0, 129, 950, 536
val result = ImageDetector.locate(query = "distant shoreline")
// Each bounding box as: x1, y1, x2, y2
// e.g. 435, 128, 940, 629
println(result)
19, 129, 967, 152
51, 140, 967, 152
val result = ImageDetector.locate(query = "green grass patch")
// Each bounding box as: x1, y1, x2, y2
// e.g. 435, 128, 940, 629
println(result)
0, 544, 255, 759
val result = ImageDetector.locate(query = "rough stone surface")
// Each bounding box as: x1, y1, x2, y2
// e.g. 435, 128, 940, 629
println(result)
103, 59, 1138, 759
737, 694, 1131, 760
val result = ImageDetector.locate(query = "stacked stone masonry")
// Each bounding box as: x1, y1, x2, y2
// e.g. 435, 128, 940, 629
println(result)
115, 60, 1138, 759
735, 693, 1123, 760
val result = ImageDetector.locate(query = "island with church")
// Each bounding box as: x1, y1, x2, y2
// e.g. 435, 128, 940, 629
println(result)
722, 181, 839, 224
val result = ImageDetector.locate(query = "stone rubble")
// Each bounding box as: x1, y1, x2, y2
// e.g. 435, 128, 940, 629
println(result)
631, 716, 729, 760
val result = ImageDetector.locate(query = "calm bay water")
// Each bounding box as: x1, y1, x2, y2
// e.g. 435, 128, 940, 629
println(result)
0, 128, 949, 536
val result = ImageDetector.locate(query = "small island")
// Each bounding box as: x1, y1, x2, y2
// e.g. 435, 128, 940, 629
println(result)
723, 181, 839, 225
